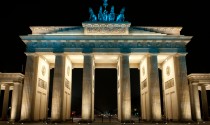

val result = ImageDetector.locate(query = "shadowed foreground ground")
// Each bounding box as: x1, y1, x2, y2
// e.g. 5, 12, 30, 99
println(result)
0, 117, 209, 125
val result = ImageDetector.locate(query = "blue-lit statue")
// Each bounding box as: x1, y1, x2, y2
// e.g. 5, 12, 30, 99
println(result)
89, 8, 97, 21
116, 7, 125, 22
108, 6, 115, 21
98, 6, 103, 21
102, 9, 108, 21
88, 0, 126, 22
103, 0, 108, 9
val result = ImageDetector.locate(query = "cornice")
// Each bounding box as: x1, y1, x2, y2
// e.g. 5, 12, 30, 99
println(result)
0, 73, 24, 83
140, 26, 182, 35
188, 73, 210, 82
30, 26, 70, 34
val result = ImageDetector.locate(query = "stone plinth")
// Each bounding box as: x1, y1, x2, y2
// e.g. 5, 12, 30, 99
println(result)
82, 22, 131, 35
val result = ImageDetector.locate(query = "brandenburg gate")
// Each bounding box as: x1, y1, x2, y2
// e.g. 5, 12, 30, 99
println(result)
0, 0, 199, 122
18, 20, 193, 122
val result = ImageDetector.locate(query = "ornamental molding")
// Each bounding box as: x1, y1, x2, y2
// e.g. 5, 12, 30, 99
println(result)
188, 73, 210, 86
41, 65, 46, 76
30, 26, 69, 34
82, 22, 131, 35
140, 26, 182, 35
82, 22, 131, 28
25, 41, 186, 52
28, 26, 185, 36
20, 35, 192, 41
166, 66, 170, 76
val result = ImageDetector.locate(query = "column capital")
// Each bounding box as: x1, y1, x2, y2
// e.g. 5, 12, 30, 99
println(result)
147, 53, 158, 56
2, 83, 11, 87
13, 82, 21, 85
25, 53, 39, 57
54, 53, 65, 56
83, 53, 93, 56
174, 53, 187, 57
119, 53, 130, 56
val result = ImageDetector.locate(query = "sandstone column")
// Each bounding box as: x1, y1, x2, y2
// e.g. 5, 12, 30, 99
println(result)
174, 54, 192, 121
17, 83, 23, 121
119, 54, 131, 122
147, 54, 161, 121
81, 54, 94, 122
20, 54, 39, 121
91, 61, 95, 121
10, 83, 21, 121
51, 54, 65, 121
117, 61, 121, 121
201, 85, 209, 121
140, 54, 161, 121
2, 84, 10, 121
189, 84, 201, 121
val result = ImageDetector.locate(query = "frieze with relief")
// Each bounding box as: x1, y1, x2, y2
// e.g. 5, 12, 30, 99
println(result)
38, 78, 47, 90
141, 79, 147, 90
165, 78, 174, 90
26, 41, 186, 52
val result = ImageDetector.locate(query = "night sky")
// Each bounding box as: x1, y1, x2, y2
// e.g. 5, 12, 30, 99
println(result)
1, 0, 209, 116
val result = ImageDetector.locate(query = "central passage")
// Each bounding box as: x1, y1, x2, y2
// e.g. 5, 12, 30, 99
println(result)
95, 69, 117, 115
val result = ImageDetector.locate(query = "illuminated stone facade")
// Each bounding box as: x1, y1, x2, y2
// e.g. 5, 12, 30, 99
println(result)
0, 73, 24, 122
188, 74, 210, 121
17, 22, 193, 122
1, 22, 203, 122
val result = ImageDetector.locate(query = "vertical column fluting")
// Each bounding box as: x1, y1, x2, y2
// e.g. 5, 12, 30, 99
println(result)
10, 83, 21, 121
174, 54, 192, 121
20, 54, 39, 121
119, 54, 131, 122
2, 84, 10, 121
147, 54, 161, 121
81, 54, 94, 122
51, 54, 65, 121
189, 84, 201, 121
201, 85, 209, 121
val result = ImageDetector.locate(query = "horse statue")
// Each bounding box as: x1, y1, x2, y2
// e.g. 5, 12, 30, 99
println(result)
89, 7, 97, 21
108, 6, 115, 21
98, 6, 103, 21
102, 9, 108, 21
116, 7, 125, 22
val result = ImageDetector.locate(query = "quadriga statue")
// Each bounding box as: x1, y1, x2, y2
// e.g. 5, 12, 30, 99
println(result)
108, 6, 115, 21
116, 7, 125, 22
89, 7, 97, 21
98, 6, 103, 21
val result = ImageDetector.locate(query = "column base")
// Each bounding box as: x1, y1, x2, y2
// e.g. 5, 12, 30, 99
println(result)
120, 120, 135, 123
192, 119, 203, 122
50, 119, 65, 123
78, 119, 93, 123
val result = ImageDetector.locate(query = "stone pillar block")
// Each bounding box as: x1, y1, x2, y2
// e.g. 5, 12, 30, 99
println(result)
20, 55, 39, 121
174, 54, 192, 121
2, 84, 10, 121
119, 54, 131, 122
81, 54, 94, 122
51, 54, 65, 121
201, 85, 209, 121
189, 84, 201, 121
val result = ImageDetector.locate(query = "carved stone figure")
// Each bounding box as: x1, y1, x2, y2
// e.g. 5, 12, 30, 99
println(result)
89, 8, 97, 21
116, 7, 125, 22
98, 6, 103, 21
108, 6, 115, 21
88, 0, 126, 22
103, 10, 108, 21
